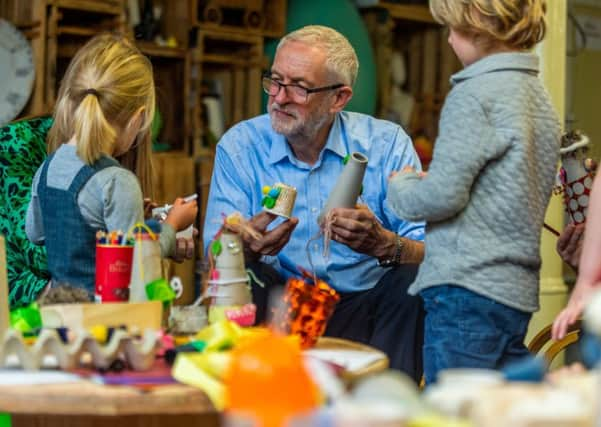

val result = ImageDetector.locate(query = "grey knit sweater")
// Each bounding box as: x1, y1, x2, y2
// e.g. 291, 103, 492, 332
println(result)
387, 52, 560, 312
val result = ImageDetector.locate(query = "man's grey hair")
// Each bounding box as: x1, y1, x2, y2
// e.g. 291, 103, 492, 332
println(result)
276, 25, 359, 87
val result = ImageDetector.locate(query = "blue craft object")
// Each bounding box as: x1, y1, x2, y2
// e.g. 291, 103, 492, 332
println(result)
502, 355, 546, 383
145, 218, 162, 234
268, 187, 281, 198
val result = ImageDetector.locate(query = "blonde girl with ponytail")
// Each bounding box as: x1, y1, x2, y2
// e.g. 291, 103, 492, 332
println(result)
387, 0, 560, 384
26, 33, 197, 297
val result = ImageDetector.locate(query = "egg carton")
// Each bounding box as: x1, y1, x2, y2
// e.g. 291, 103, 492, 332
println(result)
0, 328, 158, 371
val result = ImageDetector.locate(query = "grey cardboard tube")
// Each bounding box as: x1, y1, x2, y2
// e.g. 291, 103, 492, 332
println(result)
318, 152, 368, 224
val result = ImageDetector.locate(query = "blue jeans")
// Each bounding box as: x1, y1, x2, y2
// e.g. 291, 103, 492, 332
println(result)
421, 285, 532, 385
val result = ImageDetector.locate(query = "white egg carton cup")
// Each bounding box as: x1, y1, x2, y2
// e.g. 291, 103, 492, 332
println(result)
0, 328, 158, 371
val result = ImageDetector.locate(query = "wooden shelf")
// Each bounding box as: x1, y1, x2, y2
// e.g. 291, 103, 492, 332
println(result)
56, 25, 105, 36
137, 42, 187, 59
201, 53, 264, 66
51, 0, 123, 15
377, 3, 436, 24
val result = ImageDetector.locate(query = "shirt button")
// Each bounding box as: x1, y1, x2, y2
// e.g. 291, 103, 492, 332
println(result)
313, 244, 319, 250
311, 207, 318, 213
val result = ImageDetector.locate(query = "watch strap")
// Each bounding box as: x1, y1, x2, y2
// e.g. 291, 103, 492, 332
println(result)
377, 235, 404, 267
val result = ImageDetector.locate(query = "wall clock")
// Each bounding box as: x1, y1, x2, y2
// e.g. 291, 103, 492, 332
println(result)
0, 18, 35, 126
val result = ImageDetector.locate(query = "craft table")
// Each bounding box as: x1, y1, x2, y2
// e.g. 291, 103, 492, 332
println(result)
0, 375, 219, 427
0, 337, 387, 427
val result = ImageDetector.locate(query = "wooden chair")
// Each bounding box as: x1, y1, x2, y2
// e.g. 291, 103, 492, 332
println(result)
527, 320, 582, 366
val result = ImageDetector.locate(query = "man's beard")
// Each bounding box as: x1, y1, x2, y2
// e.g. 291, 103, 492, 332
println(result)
269, 102, 329, 140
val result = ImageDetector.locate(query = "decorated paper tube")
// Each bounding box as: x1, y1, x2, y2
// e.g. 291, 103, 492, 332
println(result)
207, 231, 254, 325
556, 131, 597, 224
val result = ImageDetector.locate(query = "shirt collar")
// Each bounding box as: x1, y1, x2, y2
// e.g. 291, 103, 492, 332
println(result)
268, 130, 289, 165
450, 52, 539, 86
267, 113, 347, 165
323, 114, 347, 159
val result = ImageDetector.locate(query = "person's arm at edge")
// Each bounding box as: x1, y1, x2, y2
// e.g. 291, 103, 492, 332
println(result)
553, 175, 601, 339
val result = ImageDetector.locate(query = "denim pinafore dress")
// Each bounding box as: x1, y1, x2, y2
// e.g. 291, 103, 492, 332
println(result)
37, 153, 120, 296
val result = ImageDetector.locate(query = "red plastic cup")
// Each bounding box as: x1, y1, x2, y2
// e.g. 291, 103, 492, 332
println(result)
95, 244, 134, 302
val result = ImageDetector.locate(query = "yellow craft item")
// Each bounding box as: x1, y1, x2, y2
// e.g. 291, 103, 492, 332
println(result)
88, 325, 108, 343
172, 352, 226, 410
194, 319, 242, 351
173, 335, 193, 347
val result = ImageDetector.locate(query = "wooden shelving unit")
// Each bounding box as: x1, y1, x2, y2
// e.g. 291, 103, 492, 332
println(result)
379, 3, 435, 24
189, 0, 287, 38
136, 42, 187, 59
359, 1, 457, 169
51, 0, 122, 14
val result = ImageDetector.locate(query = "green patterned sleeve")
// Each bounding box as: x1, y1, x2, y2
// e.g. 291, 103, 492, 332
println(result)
0, 117, 53, 308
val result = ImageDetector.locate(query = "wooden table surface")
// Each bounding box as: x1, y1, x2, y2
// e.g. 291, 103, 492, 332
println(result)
0, 337, 388, 426
0, 374, 219, 427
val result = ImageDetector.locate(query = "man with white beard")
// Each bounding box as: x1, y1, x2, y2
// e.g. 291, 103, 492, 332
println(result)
203, 25, 425, 382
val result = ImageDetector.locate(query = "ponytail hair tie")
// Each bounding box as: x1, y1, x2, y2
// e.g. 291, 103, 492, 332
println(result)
82, 88, 100, 98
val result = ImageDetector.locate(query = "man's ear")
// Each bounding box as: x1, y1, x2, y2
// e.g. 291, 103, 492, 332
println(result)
329, 87, 353, 113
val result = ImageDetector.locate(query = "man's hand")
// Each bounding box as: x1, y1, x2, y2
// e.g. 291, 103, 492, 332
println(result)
557, 222, 585, 271
326, 204, 424, 263
241, 211, 299, 261
326, 205, 391, 258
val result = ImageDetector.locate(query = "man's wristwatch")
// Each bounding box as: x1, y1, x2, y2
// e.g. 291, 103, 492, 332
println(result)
377, 235, 404, 267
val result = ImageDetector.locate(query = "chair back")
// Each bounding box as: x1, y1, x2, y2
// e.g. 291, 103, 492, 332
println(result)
527, 320, 582, 366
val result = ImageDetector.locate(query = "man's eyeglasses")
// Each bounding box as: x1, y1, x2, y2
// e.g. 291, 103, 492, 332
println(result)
262, 75, 344, 104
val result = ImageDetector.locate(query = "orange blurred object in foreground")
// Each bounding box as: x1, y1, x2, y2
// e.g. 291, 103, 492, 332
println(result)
225, 331, 320, 427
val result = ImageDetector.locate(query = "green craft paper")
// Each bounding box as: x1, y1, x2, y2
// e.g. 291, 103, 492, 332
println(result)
145, 278, 176, 303
0, 413, 11, 427
10, 303, 42, 332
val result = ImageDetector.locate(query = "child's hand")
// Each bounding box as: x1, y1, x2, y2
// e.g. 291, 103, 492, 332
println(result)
388, 166, 427, 182
143, 198, 158, 219
172, 227, 198, 263
164, 198, 198, 232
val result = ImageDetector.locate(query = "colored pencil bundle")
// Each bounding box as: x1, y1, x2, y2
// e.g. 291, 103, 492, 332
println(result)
96, 230, 133, 246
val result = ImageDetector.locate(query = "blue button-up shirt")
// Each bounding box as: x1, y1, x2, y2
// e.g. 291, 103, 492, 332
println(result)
203, 111, 425, 293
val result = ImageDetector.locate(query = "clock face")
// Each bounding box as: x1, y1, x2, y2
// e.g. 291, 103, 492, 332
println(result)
0, 19, 35, 126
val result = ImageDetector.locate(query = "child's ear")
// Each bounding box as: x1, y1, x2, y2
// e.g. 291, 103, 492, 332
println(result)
128, 106, 146, 130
